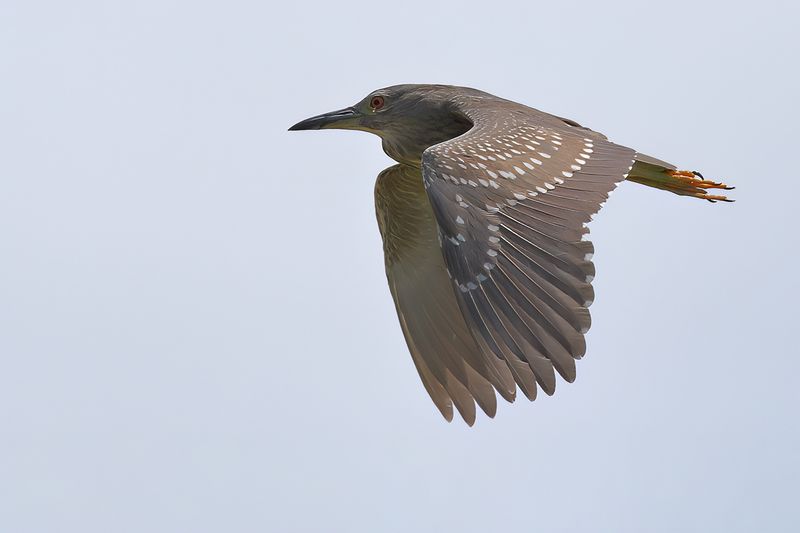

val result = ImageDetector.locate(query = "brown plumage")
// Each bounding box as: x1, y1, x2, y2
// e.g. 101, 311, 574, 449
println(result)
290, 84, 734, 425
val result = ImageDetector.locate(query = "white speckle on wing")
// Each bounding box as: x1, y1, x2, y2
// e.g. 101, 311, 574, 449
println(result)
455, 216, 465, 225
487, 249, 498, 257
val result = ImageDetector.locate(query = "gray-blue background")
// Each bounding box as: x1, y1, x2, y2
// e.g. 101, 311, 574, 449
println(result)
2, 1, 798, 531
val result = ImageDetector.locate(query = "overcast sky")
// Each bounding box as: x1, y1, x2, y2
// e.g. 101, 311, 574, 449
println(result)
1, 1, 798, 532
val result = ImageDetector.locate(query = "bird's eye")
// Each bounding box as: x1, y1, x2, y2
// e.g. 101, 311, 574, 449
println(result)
370, 95, 385, 110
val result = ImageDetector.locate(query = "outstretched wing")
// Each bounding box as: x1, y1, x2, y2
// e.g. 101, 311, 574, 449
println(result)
375, 165, 517, 425
422, 97, 636, 401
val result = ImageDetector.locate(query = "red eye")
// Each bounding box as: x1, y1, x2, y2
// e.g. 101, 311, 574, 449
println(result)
370, 96, 385, 110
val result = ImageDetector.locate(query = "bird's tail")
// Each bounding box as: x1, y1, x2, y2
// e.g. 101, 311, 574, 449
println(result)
626, 153, 734, 202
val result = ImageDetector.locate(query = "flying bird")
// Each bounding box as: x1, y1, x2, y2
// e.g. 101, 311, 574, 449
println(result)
289, 84, 733, 425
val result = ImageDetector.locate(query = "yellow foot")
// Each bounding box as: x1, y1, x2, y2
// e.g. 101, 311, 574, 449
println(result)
666, 170, 735, 203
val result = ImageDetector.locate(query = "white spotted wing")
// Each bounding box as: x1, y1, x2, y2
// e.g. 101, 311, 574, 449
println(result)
421, 100, 636, 398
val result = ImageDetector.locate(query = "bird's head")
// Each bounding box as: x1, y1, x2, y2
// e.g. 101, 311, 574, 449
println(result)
289, 85, 474, 164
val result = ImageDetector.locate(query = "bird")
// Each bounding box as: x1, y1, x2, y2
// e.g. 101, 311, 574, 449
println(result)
289, 84, 733, 425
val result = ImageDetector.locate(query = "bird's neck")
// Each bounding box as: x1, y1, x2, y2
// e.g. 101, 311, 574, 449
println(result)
380, 115, 473, 167
381, 136, 425, 167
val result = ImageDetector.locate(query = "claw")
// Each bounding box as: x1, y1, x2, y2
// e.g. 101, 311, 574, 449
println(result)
704, 194, 734, 203
627, 166, 736, 202
666, 170, 735, 201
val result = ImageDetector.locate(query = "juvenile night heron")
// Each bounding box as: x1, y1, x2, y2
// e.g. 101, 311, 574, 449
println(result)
289, 84, 733, 425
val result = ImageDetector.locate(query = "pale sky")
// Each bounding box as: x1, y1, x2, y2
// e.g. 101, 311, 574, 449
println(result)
1, 1, 798, 532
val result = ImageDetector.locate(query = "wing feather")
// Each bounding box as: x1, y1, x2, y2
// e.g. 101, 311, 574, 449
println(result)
419, 95, 636, 411
376, 165, 517, 424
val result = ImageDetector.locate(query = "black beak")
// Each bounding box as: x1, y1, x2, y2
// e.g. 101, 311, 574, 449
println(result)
288, 107, 359, 131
